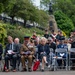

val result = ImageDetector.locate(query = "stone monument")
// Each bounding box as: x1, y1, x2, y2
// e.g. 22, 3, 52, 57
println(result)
49, 2, 58, 32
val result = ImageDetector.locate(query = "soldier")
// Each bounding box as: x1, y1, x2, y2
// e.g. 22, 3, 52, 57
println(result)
20, 36, 35, 72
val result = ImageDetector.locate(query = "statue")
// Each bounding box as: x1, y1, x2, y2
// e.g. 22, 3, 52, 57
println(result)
49, 2, 58, 32
49, 2, 53, 15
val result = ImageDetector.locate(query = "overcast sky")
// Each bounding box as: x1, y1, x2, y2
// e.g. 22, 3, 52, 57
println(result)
33, 0, 40, 6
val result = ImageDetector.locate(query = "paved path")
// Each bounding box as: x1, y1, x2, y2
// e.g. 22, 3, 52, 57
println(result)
0, 71, 75, 75
0, 60, 75, 75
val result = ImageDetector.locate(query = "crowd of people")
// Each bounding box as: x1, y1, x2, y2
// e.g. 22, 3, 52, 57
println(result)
0, 29, 75, 72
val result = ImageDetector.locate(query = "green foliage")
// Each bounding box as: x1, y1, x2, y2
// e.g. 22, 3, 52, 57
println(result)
38, 10, 49, 27
40, 0, 75, 27
7, 27, 44, 43
7, 29, 25, 43
52, 0, 75, 25
0, 0, 49, 28
24, 27, 44, 36
0, 22, 44, 44
0, 3, 4, 13
54, 10, 74, 35
40, 0, 50, 10
0, 23, 7, 45
0, 0, 12, 13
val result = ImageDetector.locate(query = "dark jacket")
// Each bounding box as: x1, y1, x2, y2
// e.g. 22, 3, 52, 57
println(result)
71, 42, 75, 48
44, 34, 49, 39
56, 34, 65, 40
4, 43, 19, 56
56, 34, 60, 40
49, 42, 56, 53
0, 44, 3, 55
38, 44, 50, 56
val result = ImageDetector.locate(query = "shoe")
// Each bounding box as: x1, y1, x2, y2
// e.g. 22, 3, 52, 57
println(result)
16, 66, 19, 71
5, 69, 10, 72
50, 68, 54, 71
48, 65, 51, 68
28, 68, 32, 72
46, 63, 48, 66
21, 68, 27, 72
13, 69, 16, 72
41, 69, 44, 72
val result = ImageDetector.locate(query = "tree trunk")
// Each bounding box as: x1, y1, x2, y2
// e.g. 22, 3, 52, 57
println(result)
10, 16, 14, 24
24, 20, 26, 27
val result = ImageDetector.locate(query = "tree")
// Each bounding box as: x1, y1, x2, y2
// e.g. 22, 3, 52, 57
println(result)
17, 0, 35, 26
38, 10, 49, 27
40, 0, 50, 10
0, 0, 10, 13
40, 0, 75, 26
0, 0, 49, 28
53, 0, 75, 26
4, 0, 21, 24
54, 10, 74, 35
0, 0, 17, 13
0, 23, 7, 45
4, 0, 38, 26
0, 3, 3, 13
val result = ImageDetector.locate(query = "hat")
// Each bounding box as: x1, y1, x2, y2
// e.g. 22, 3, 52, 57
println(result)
24, 36, 30, 40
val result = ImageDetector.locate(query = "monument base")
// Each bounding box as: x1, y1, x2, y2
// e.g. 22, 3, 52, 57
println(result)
49, 15, 58, 33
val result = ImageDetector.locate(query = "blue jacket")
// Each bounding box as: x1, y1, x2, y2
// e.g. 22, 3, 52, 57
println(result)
57, 44, 68, 49
57, 44, 68, 58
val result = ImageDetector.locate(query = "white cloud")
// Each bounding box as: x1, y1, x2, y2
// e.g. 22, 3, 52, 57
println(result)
33, 0, 40, 6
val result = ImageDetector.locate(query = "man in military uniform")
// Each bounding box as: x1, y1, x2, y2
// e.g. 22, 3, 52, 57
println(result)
20, 36, 35, 72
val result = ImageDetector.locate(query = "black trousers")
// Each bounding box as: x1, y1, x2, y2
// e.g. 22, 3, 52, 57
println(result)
16, 54, 21, 67
5, 54, 17, 70
0, 56, 2, 60
71, 53, 75, 63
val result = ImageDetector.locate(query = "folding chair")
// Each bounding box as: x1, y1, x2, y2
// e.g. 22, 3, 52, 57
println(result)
69, 48, 75, 70
48, 48, 56, 71
54, 48, 68, 71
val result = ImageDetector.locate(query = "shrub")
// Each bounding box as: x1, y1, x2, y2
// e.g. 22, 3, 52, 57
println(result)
54, 10, 74, 36
0, 25, 7, 45
7, 29, 26, 43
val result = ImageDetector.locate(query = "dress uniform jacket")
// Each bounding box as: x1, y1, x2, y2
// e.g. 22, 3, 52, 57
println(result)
20, 44, 35, 70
